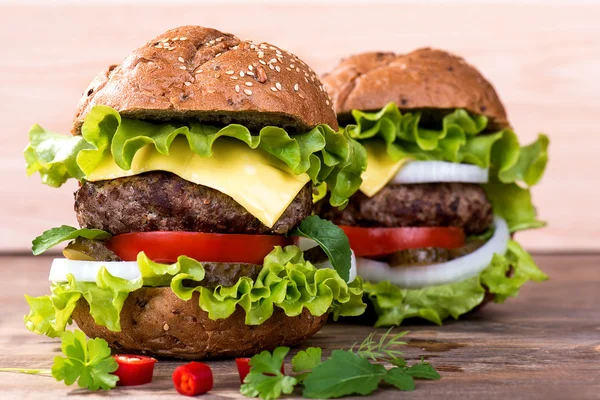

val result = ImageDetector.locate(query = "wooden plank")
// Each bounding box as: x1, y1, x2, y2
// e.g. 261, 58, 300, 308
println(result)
1, 254, 599, 399
1, 3, 599, 252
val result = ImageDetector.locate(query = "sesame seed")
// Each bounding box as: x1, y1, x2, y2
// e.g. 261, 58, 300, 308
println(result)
260, 44, 268, 49
168, 47, 176, 51
230, 76, 238, 80
248, 65, 253, 71
235, 85, 240, 93
298, 93, 305, 99
160, 38, 169, 43
275, 66, 281, 72
209, 40, 215, 45
184, 81, 192, 86
269, 64, 274, 70
154, 44, 162, 48
244, 89, 252, 95
290, 64, 295, 68
216, 37, 223, 42
275, 82, 282, 90
240, 71, 245, 77
195, 69, 203, 74
215, 53, 221, 57
304, 77, 309, 83
296, 67, 300, 72
207, 89, 216, 94
179, 65, 187, 70
269, 46, 277, 50
247, 71, 255, 76
180, 36, 187, 41
178, 57, 185, 63
326, 100, 330, 105
225, 70, 234, 75
163, 323, 170, 331
269, 58, 277, 64
232, 45, 239, 50
258, 52, 264, 59
259, 60, 267, 65
285, 67, 292, 72
245, 82, 253, 86
270, 87, 277, 91
294, 84, 299, 91
172, 37, 179, 41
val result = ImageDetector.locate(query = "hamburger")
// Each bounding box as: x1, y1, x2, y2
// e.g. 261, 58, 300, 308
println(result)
23, 26, 367, 359
318, 49, 549, 326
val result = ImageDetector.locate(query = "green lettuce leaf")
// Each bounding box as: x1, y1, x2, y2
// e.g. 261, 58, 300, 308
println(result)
363, 240, 547, 327
25, 105, 366, 207
25, 247, 365, 336
346, 102, 549, 232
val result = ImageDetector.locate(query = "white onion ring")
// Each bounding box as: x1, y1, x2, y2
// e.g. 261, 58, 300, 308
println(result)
392, 161, 488, 184
356, 216, 509, 288
49, 259, 141, 282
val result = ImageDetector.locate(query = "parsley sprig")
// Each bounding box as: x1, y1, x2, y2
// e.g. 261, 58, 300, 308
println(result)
241, 329, 441, 399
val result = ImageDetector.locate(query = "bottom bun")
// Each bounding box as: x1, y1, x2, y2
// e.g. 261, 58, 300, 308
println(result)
72, 287, 328, 360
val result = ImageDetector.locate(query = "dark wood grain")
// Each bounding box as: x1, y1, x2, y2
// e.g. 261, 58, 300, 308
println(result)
1, 254, 599, 399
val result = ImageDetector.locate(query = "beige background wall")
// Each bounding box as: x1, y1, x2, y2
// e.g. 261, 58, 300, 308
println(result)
1, 3, 598, 252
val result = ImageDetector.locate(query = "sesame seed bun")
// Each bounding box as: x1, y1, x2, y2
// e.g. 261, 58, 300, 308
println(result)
73, 26, 337, 134
72, 287, 328, 360
322, 48, 509, 129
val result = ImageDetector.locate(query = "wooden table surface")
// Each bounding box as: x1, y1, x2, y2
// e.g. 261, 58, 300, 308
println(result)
1, 254, 599, 399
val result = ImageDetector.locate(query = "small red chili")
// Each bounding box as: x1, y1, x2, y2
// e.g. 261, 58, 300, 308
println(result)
173, 362, 213, 396
113, 354, 157, 386
236, 357, 285, 383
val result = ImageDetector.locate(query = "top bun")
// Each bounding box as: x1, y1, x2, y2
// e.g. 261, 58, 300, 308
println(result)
322, 48, 509, 129
73, 26, 337, 134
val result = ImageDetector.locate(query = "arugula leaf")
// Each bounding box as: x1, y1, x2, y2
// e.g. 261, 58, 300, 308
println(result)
240, 347, 297, 400
32, 226, 111, 256
302, 350, 387, 398
383, 368, 415, 391
405, 362, 441, 380
291, 216, 352, 282
51, 330, 118, 390
291, 347, 322, 382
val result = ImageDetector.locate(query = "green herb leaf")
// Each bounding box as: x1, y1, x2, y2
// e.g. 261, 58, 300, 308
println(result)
351, 328, 407, 362
405, 362, 441, 380
32, 226, 111, 256
291, 347, 322, 382
51, 330, 118, 391
383, 368, 415, 391
302, 350, 387, 398
0, 368, 52, 375
240, 347, 297, 400
290, 216, 352, 282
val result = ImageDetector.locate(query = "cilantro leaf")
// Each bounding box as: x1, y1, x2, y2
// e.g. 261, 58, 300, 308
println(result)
383, 368, 416, 391
405, 362, 441, 380
240, 347, 298, 400
291, 347, 322, 382
302, 350, 387, 398
51, 330, 118, 390
291, 216, 352, 282
32, 226, 111, 255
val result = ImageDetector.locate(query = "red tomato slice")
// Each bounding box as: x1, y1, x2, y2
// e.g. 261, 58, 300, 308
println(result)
172, 362, 213, 396
106, 232, 294, 264
113, 354, 157, 386
339, 226, 465, 257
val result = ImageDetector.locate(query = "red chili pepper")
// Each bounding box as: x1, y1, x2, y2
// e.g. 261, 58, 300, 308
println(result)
113, 354, 157, 386
173, 362, 213, 396
236, 357, 285, 383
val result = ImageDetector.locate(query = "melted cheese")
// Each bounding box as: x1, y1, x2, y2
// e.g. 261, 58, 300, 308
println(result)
87, 137, 310, 228
359, 141, 411, 197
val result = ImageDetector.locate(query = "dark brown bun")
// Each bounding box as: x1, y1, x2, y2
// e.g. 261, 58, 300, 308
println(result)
73, 26, 336, 134
72, 287, 328, 360
322, 48, 509, 130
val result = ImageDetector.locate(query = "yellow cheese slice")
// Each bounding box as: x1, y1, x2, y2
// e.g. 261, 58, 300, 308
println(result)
359, 141, 411, 197
87, 137, 310, 228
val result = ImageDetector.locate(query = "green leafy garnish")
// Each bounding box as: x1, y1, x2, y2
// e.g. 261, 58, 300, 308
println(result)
363, 240, 548, 327
243, 330, 441, 399
32, 226, 111, 256
291, 215, 352, 282
345, 102, 549, 233
51, 330, 118, 390
25, 105, 366, 208
241, 347, 298, 400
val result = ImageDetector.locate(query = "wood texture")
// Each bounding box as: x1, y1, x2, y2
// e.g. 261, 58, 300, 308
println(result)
1, 254, 599, 399
1, 3, 599, 252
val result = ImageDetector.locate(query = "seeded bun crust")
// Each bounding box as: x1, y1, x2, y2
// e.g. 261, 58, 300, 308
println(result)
73, 25, 337, 134
322, 48, 509, 130
72, 287, 328, 360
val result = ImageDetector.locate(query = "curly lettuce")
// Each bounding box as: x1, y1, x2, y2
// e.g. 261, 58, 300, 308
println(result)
25, 106, 366, 208
362, 240, 547, 327
25, 247, 365, 337
346, 102, 549, 232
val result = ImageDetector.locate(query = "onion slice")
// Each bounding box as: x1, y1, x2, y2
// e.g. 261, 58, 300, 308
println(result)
356, 216, 509, 288
49, 259, 141, 282
392, 161, 488, 184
